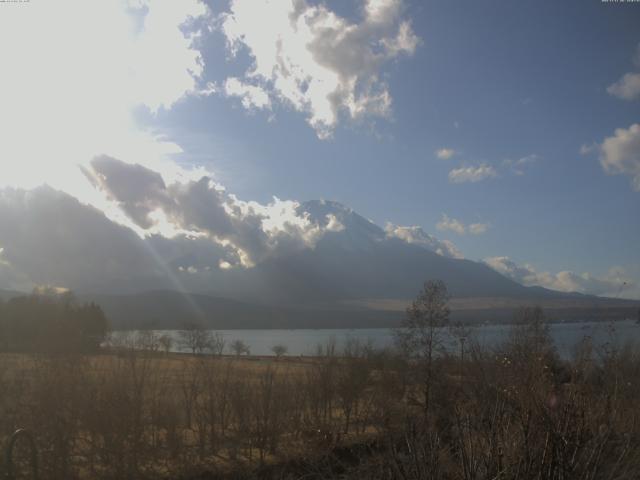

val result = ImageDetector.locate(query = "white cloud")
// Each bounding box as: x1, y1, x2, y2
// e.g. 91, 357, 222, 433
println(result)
436, 214, 466, 235
128, 1, 208, 112
468, 223, 489, 235
502, 154, 538, 176
607, 72, 640, 101
580, 143, 596, 155
448, 163, 497, 183
224, 77, 271, 110
607, 43, 640, 101
598, 123, 640, 191
385, 224, 464, 259
484, 257, 541, 288
436, 148, 456, 160
0, 0, 209, 204
445, 153, 536, 183
435, 214, 489, 236
219, 0, 419, 138
325, 214, 346, 233
484, 256, 637, 298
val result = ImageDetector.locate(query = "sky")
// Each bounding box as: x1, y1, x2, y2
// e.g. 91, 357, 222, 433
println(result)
0, 0, 639, 298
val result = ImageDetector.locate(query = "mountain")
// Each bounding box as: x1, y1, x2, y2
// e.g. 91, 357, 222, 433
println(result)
4, 200, 638, 329
71, 200, 638, 329
203, 200, 561, 303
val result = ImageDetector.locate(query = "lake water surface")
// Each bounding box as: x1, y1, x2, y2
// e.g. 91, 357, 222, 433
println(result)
144, 319, 640, 358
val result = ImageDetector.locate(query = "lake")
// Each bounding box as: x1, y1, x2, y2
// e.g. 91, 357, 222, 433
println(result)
136, 319, 640, 359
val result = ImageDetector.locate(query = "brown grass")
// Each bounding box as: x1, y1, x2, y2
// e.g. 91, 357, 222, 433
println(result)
2, 325, 640, 480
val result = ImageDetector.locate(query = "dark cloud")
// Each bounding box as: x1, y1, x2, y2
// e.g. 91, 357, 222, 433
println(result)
169, 178, 235, 236
85, 157, 320, 266
85, 155, 174, 228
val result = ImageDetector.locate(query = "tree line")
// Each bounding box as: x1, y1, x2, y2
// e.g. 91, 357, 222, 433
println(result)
0, 288, 109, 353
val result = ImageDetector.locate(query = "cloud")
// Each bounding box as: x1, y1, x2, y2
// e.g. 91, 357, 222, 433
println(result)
436, 214, 489, 236
436, 148, 456, 160
145, 233, 238, 275
85, 157, 351, 268
219, 0, 419, 138
84, 156, 174, 229
224, 77, 272, 110
126, 0, 209, 112
483, 256, 637, 298
445, 153, 537, 183
598, 123, 640, 191
436, 214, 466, 235
607, 73, 640, 101
580, 143, 596, 155
0, 0, 209, 202
468, 223, 489, 235
607, 44, 640, 101
502, 154, 538, 176
607, 45, 640, 101
484, 257, 535, 284
448, 164, 497, 183
385, 224, 464, 259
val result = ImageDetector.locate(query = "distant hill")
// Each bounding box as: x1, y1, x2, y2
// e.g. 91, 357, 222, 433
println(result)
3, 286, 637, 331
0, 289, 23, 301
79, 290, 400, 330
78, 290, 640, 331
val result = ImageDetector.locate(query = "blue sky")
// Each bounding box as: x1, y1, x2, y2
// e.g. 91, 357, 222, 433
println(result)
0, 0, 638, 297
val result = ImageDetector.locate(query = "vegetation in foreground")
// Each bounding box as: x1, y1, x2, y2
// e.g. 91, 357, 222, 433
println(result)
1, 282, 640, 479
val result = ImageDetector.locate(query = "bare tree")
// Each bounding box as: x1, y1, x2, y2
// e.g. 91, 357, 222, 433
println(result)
158, 334, 173, 354
394, 279, 450, 418
229, 339, 250, 357
271, 344, 288, 359
210, 332, 226, 356
179, 322, 212, 355
135, 330, 159, 352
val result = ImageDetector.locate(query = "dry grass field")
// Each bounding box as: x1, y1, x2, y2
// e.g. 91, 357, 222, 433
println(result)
0, 342, 390, 479
3, 315, 640, 479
